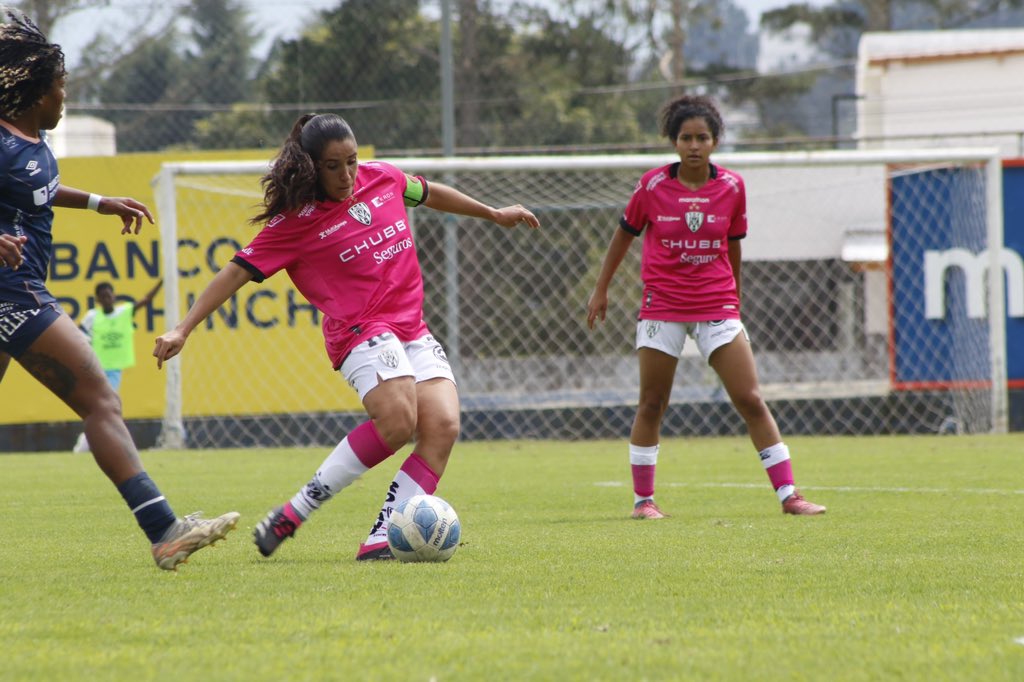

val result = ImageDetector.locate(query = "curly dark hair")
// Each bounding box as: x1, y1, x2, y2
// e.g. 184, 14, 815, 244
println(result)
658, 94, 724, 143
251, 113, 355, 224
0, 8, 66, 121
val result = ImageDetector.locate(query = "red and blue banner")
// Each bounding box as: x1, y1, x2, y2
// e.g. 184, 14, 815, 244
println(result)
890, 161, 1024, 389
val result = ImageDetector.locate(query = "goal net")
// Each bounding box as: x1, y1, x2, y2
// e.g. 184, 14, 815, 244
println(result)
153, 149, 1007, 448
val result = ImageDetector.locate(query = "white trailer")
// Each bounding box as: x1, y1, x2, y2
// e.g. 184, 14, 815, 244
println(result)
856, 28, 1024, 157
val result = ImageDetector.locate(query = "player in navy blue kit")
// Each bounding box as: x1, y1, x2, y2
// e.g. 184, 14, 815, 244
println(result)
0, 10, 239, 570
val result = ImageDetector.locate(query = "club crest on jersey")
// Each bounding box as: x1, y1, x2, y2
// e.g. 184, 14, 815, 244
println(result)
378, 349, 400, 369
348, 201, 372, 226
685, 211, 704, 233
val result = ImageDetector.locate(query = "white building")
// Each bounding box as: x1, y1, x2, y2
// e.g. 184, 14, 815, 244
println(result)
856, 29, 1024, 157
49, 114, 116, 157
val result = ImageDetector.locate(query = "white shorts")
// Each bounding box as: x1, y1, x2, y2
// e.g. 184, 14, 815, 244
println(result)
635, 319, 747, 364
339, 331, 456, 401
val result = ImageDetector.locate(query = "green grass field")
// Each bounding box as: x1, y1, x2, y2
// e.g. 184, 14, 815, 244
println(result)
2, 435, 1023, 681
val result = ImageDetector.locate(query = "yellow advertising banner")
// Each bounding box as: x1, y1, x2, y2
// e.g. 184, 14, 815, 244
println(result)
4, 149, 366, 425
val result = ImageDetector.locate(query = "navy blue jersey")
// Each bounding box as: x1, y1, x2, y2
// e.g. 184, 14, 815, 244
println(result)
0, 125, 59, 307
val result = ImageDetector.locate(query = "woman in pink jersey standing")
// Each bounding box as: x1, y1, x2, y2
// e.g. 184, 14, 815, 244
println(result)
153, 113, 539, 560
586, 94, 825, 519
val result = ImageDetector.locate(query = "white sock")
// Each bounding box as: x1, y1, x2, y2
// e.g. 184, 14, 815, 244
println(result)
630, 443, 658, 505
362, 454, 438, 548
289, 436, 370, 519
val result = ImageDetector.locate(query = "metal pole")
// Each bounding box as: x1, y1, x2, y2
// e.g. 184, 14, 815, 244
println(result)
831, 94, 863, 148
986, 156, 1008, 433
440, 0, 461, 377
153, 165, 185, 449
441, 0, 455, 157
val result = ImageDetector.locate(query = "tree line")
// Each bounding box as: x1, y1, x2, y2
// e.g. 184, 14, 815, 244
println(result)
27, 0, 1024, 154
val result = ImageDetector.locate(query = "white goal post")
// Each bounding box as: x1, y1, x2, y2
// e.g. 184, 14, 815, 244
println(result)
153, 148, 1007, 448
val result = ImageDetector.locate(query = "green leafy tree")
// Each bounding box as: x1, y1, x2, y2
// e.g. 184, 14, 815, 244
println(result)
181, 0, 259, 109
92, 33, 187, 151
74, 0, 257, 151
192, 105, 277, 150
763, 0, 1024, 60
175, 0, 260, 148
256, 0, 441, 150
756, 0, 1024, 139
11, 0, 105, 39
19, 0, 171, 108
452, 0, 521, 149
560, 0, 757, 143
195, 1, 647, 152
506, 5, 644, 147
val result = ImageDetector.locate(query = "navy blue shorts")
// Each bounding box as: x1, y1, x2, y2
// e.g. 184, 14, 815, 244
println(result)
0, 300, 62, 357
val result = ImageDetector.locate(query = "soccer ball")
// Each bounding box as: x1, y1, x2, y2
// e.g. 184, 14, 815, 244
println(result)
387, 494, 461, 563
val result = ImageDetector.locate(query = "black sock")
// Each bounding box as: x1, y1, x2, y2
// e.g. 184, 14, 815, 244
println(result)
116, 472, 177, 543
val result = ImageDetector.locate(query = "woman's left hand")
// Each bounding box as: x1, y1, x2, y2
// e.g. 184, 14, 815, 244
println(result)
493, 205, 540, 229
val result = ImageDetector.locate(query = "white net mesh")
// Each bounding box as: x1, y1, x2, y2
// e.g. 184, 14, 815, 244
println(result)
155, 151, 1005, 447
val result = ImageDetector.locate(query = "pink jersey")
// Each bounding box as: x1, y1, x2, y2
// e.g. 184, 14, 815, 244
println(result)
233, 161, 429, 368
621, 162, 747, 322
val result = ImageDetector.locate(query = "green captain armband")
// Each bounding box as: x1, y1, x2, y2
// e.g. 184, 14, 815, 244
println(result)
403, 175, 428, 207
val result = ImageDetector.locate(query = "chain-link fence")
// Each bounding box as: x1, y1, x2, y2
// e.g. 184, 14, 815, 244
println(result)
51, 0, 681, 156
44, 1, 1024, 159
155, 150, 1005, 448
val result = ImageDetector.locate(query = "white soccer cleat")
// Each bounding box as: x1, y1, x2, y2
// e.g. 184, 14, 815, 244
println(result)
151, 511, 241, 570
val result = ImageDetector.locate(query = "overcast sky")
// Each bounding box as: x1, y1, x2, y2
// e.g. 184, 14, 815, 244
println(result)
222, 0, 800, 36
228, 0, 799, 37
52, 0, 812, 68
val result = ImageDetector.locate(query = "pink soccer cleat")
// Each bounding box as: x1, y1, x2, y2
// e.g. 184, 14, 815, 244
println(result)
631, 499, 669, 519
782, 491, 826, 515
355, 541, 395, 561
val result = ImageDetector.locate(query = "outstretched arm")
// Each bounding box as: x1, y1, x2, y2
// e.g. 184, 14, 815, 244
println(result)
153, 263, 254, 369
54, 186, 154, 235
133, 278, 164, 316
421, 180, 540, 229
587, 227, 636, 330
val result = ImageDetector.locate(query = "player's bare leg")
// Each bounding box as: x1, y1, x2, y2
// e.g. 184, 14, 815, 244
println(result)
629, 348, 677, 519
710, 334, 825, 515
357, 378, 459, 560
21, 315, 144, 481
20, 314, 239, 569
254, 376, 415, 558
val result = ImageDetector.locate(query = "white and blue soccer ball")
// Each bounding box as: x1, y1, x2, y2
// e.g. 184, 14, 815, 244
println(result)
387, 494, 461, 563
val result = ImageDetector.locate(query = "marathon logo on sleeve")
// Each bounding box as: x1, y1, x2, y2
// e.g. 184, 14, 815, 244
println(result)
646, 172, 667, 191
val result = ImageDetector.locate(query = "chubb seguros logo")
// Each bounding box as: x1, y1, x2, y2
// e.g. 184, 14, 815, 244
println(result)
924, 247, 1024, 319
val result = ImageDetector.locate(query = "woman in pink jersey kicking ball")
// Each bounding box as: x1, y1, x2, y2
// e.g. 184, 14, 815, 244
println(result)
153, 113, 539, 560
586, 94, 825, 519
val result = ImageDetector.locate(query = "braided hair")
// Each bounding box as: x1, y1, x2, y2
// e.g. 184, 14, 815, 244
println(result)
0, 8, 65, 121
658, 94, 724, 143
